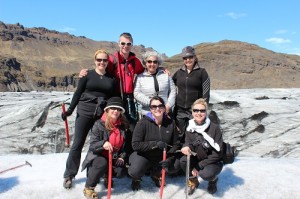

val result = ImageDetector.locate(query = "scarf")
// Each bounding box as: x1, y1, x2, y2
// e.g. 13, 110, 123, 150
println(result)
101, 113, 123, 154
186, 117, 220, 151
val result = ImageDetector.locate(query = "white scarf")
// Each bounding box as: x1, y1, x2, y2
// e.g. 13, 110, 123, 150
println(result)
186, 117, 220, 151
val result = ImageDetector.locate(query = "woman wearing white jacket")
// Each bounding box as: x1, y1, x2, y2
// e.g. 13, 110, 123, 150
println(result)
134, 51, 176, 117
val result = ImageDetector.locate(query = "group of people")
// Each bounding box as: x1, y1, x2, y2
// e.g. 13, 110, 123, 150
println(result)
61, 32, 224, 198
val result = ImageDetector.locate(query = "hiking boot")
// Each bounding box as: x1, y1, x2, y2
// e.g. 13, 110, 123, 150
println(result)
103, 175, 114, 188
63, 177, 73, 189
83, 187, 98, 199
151, 175, 164, 188
207, 177, 218, 194
131, 178, 141, 191
187, 177, 199, 195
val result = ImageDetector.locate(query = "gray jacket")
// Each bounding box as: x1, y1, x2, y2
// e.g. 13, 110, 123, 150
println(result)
134, 67, 176, 116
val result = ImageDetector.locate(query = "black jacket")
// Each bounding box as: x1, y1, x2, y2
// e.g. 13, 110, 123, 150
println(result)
172, 63, 210, 109
81, 119, 132, 171
184, 121, 223, 169
132, 115, 179, 159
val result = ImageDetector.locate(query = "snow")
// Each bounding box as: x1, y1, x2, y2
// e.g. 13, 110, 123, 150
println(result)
1, 153, 300, 199
1, 88, 300, 198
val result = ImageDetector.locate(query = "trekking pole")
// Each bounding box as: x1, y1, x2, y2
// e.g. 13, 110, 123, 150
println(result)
160, 148, 167, 199
0, 161, 32, 174
61, 102, 70, 147
107, 151, 113, 199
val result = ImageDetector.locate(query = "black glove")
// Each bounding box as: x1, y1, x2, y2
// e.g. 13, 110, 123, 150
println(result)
159, 159, 170, 169
61, 109, 72, 121
156, 141, 167, 150
167, 141, 182, 154
167, 146, 177, 154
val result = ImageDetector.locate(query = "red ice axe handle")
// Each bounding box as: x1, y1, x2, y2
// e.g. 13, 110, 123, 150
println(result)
107, 151, 113, 199
0, 161, 32, 174
160, 148, 167, 199
62, 103, 70, 147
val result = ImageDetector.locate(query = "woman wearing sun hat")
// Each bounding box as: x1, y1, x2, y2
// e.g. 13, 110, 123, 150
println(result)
81, 96, 132, 199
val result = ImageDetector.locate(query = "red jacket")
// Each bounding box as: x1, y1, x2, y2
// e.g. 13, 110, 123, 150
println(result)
107, 51, 144, 95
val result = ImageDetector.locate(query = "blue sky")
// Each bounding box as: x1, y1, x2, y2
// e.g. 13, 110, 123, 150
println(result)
1, 0, 299, 57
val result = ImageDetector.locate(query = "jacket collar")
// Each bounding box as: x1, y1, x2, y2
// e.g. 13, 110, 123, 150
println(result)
180, 62, 201, 72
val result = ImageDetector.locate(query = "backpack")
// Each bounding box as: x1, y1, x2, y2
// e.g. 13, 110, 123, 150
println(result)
222, 142, 235, 164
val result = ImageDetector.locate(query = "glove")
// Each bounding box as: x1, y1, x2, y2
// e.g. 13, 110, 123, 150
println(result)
61, 109, 72, 121
167, 146, 177, 154
159, 159, 170, 169
167, 142, 182, 154
156, 141, 167, 150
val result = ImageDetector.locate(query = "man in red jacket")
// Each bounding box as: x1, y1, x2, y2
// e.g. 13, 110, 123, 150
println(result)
79, 33, 144, 130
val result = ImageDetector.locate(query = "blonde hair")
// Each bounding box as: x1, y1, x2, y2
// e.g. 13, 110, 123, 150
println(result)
94, 49, 109, 60
104, 110, 129, 131
192, 98, 208, 110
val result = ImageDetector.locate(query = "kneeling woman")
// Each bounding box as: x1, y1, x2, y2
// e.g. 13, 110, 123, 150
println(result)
180, 98, 223, 195
81, 97, 132, 199
128, 96, 180, 191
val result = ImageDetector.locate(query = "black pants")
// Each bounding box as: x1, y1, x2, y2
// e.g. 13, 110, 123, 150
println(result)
128, 152, 161, 179
180, 155, 223, 181
128, 151, 181, 179
85, 155, 127, 187
174, 106, 192, 143
63, 114, 95, 178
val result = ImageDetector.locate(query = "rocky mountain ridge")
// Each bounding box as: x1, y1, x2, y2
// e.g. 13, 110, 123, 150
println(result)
0, 21, 299, 91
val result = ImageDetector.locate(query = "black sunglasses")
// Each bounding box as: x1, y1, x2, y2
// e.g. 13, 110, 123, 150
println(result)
183, 56, 194, 60
96, 58, 108, 63
110, 107, 123, 112
192, 109, 206, 113
120, 42, 132, 46
150, 104, 165, 110
146, 60, 158, 64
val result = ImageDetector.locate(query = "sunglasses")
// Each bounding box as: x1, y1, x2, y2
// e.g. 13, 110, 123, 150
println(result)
183, 56, 194, 60
150, 104, 165, 110
192, 109, 206, 113
146, 60, 158, 64
96, 58, 108, 63
120, 42, 132, 46
110, 107, 123, 112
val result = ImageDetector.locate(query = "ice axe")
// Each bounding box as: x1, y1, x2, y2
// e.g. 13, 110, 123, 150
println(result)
61, 102, 70, 147
107, 151, 113, 199
160, 148, 167, 199
0, 161, 32, 174
185, 150, 196, 199
57, 98, 71, 147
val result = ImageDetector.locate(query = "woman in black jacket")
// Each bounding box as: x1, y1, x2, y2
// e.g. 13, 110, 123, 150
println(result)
128, 96, 180, 191
81, 97, 132, 199
180, 98, 223, 195
172, 46, 210, 143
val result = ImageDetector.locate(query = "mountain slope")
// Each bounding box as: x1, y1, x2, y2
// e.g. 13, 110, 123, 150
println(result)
164, 40, 300, 89
0, 21, 300, 91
